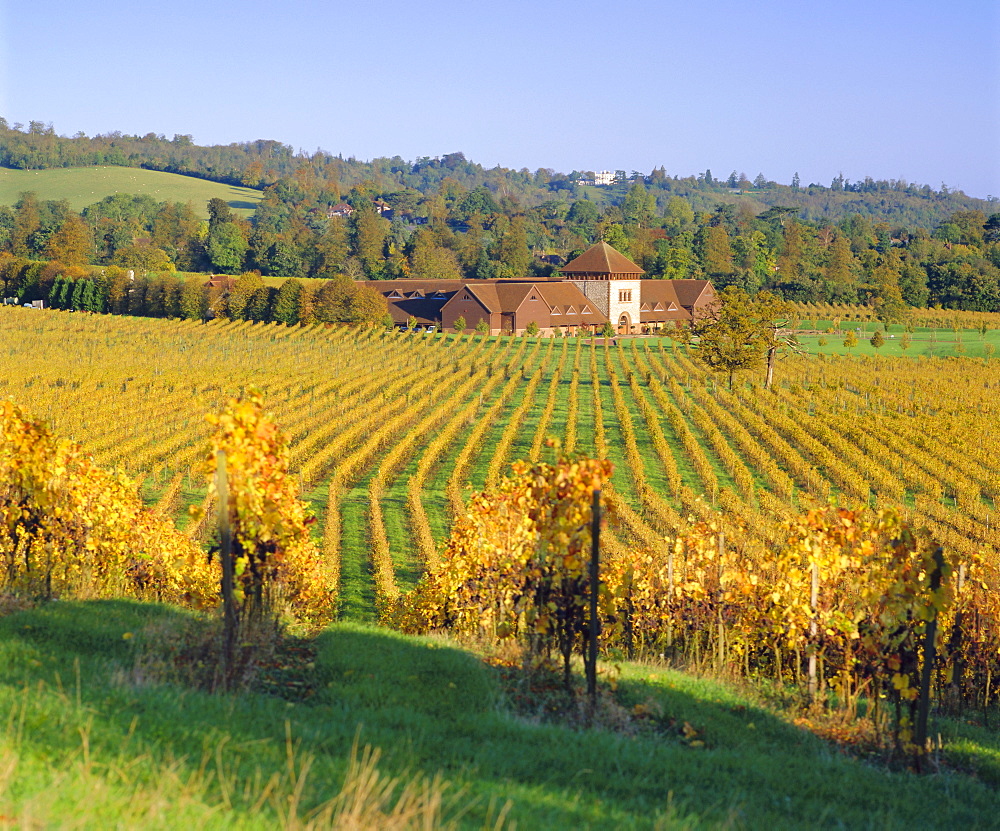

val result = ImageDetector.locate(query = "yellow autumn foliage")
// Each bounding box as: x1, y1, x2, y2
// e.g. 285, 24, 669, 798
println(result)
0, 399, 216, 605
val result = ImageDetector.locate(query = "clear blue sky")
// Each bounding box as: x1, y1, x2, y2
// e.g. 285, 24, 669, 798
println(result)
2, 0, 998, 198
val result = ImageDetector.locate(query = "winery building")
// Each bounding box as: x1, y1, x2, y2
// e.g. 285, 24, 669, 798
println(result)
365, 242, 715, 335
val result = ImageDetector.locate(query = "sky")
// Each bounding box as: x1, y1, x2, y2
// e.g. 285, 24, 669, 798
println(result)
1, 0, 998, 198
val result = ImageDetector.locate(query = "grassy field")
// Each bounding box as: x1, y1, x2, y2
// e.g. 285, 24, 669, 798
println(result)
0, 165, 263, 217
3, 600, 1000, 829
792, 319, 1000, 359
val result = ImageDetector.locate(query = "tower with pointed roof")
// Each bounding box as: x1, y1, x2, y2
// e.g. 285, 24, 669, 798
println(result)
558, 241, 644, 334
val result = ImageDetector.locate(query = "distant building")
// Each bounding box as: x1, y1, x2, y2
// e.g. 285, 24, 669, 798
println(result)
204, 275, 237, 291
327, 202, 354, 218
327, 200, 394, 219
594, 170, 615, 186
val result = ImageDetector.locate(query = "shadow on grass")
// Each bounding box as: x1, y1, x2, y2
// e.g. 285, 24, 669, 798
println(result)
0, 598, 195, 670
3, 602, 1000, 828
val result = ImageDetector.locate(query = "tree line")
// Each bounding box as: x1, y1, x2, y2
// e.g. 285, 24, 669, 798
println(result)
0, 256, 389, 327
1, 121, 999, 312
1, 120, 992, 226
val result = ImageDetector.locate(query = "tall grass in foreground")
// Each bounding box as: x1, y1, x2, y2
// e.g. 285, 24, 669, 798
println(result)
0, 601, 523, 830
0, 701, 476, 830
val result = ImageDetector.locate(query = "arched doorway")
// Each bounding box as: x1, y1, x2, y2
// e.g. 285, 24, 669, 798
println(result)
617, 312, 631, 335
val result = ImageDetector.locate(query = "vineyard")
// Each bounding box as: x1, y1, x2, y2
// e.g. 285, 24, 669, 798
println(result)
1, 306, 996, 626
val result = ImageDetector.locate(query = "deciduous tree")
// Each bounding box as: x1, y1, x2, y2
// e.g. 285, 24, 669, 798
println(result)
226, 272, 265, 320
495, 216, 531, 278
690, 287, 797, 389
180, 275, 209, 320
44, 215, 92, 265
272, 277, 303, 324
207, 222, 248, 274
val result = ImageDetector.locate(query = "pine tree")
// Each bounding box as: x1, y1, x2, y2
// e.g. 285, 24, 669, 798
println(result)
48, 277, 64, 309
81, 279, 96, 312
70, 278, 86, 310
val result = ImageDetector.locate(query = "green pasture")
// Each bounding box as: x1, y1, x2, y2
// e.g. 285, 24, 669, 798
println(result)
3, 601, 1000, 829
0, 165, 262, 217
792, 320, 1000, 359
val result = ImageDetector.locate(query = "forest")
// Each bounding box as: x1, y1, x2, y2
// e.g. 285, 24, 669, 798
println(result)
1, 120, 999, 313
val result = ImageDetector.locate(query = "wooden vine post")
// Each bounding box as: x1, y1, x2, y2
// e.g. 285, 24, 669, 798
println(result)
915, 546, 946, 768
216, 450, 237, 681
586, 488, 601, 710
808, 559, 819, 699
716, 530, 726, 672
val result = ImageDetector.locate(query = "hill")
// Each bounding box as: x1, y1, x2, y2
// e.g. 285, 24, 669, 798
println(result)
1, 124, 997, 310
0, 165, 262, 217
0, 122, 991, 226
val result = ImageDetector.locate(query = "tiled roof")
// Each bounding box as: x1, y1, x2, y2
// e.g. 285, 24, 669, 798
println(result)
534, 283, 607, 323
559, 241, 644, 276
670, 279, 716, 309
638, 280, 691, 322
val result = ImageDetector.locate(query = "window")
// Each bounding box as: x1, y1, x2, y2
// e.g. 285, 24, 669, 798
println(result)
618, 289, 632, 302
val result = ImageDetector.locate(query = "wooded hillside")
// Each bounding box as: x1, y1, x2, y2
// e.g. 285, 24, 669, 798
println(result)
1, 120, 998, 311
